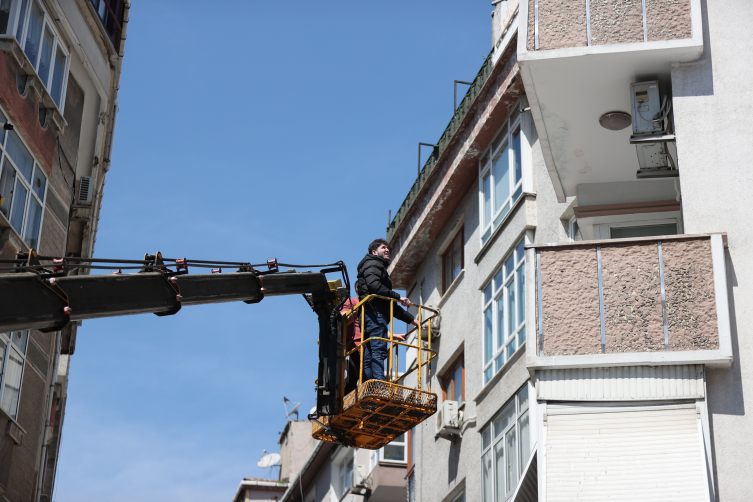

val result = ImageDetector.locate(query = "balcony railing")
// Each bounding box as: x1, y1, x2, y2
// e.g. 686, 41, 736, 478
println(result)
526, 233, 732, 369
90, 0, 124, 52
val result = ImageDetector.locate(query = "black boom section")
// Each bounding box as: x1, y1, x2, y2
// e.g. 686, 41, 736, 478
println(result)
0, 271, 332, 333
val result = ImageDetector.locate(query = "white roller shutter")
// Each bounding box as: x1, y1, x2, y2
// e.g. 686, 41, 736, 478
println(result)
545, 403, 710, 502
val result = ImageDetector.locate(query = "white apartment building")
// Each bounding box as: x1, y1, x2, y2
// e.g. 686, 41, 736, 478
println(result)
387, 0, 750, 501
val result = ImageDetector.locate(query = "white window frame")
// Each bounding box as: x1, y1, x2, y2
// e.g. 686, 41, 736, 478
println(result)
480, 384, 531, 502
332, 447, 354, 500
568, 216, 581, 242
593, 216, 683, 240
482, 239, 525, 385
8, 0, 71, 111
479, 102, 525, 246
369, 434, 407, 472
0, 108, 48, 250
0, 330, 29, 420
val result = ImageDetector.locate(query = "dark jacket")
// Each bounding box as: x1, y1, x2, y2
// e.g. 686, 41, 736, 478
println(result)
356, 254, 415, 324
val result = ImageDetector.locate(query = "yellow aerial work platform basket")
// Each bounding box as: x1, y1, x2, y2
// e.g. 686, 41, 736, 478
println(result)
312, 295, 438, 449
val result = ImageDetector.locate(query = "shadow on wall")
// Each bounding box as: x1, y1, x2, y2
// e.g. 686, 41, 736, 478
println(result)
673, 0, 714, 97
448, 436, 461, 484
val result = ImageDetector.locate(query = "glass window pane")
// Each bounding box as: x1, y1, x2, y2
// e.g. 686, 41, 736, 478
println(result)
38, 27, 53, 84
484, 284, 492, 305
505, 428, 518, 493
496, 294, 504, 350
518, 385, 529, 412
6, 131, 33, 181
495, 352, 504, 372
453, 363, 462, 402
31, 165, 45, 200
484, 306, 493, 364
519, 411, 531, 468
452, 236, 462, 280
481, 449, 493, 502
507, 283, 516, 337
0, 0, 10, 39
484, 365, 493, 384
482, 173, 491, 227
493, 148, 510, 213
23, 197, 41, 249
610, 223, 678, 239
24, 1, 44, 67
516, 240, 525, 264
493, 269, 503, 293
51, 46, 66, 107
0, 158, 14, 219
512, 184, 522, 203
1, 348, 24, 419
15, 0, 28, 40
513, 128, 522, 184
11, 330, 28, 355
384, 444, 404, 461
482, 228, 491, 246
482, 426, 492, 450
494, 440, 505, 501
517, 265, 525, 325
506, 338, 516, 359
494, 401, 515, 436
9, 178, 27, 232
505, 254, 515, 279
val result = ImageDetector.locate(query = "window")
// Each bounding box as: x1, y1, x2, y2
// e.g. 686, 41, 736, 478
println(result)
407, 473, 416, 502
339, 454, 353, 496
442, 354, 464, 404
481, 385, 531, 502
610, 222, 678, 239
370, 434, 406, 470
482, 239, 525, 385
6, 0, 70, 109
89, 0, 125, 51
568, 216, 581, 242
0, 109, 47, 250
0, 330, 29, 420
479, 105, 524, 245
443, 227, 464, 294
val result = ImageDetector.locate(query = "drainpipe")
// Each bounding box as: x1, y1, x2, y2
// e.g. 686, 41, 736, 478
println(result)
34, 330, 61, 502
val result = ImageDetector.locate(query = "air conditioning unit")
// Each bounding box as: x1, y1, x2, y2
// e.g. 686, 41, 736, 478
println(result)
78, 176, 93, 203
351, 464, 368, 489
435, 400, 461, 439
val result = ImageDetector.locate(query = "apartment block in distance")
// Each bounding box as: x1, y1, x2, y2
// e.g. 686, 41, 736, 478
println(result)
387, 0, 749, 501
0, 0, 128, 500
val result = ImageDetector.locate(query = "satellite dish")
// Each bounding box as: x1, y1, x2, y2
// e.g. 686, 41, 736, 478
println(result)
287, 402, 301, 419
258, 453, 281, 468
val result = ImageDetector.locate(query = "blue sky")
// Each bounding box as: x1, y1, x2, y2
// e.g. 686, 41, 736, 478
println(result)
54, 2, 490, 500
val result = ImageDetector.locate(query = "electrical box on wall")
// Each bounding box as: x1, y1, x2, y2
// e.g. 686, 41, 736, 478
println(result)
630, 81, 663, 135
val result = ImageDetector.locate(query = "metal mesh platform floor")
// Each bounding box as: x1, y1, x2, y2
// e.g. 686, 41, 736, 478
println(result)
312, 380, 437, 449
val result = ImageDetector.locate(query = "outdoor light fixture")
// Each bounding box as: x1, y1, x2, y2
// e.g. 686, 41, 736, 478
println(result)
599, 111, 632, 131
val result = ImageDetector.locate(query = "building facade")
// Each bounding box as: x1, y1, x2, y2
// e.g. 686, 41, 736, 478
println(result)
387, 0, 749, 501
0, 0, 128, 500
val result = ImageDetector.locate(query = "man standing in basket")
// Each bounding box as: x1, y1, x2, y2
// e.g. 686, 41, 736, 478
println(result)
357, 239, 420, 381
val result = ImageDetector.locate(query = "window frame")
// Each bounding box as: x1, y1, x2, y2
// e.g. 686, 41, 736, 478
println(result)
0, 330, 29, 420
9, 0, 71, 111
0, 110, 48, 250
478, 103, 524, 246
480, 384, 531, 502
592, 217, 683, 240
370, 434, 407, 469
333, 447, 354, 500
442, 353, 464, 405
442, 226, 464, 295
482, 239, 526, 385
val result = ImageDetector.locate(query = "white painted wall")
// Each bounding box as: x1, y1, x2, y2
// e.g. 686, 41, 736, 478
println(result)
671, 0, 753, 500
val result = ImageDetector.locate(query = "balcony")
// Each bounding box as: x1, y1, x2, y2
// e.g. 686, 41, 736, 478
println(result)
516, 0, 703, 201
525, 233, 732, 370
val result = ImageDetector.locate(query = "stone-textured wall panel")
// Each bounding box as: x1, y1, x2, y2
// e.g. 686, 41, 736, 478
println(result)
663, 239, 719, 351
537, 0, 588, 50
528, 0, 536, 50
602, 243, 664, 352
646, 0, 692, 41
590, 0, 645, 45
540, 247, 602, 355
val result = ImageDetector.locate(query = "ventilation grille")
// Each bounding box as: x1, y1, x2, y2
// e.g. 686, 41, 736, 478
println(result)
78, 176, 92, 203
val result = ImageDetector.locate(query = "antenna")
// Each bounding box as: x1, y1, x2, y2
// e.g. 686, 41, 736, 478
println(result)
283, 397, 302, 421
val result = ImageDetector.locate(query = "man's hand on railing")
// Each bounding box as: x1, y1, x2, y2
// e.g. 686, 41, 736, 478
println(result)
400, 297, 412, 307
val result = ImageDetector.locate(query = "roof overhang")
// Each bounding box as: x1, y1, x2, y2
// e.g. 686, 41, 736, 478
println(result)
388, 39, 525, 289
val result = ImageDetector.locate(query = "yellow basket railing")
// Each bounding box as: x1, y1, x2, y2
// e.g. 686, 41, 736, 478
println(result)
340, 294, 438, 396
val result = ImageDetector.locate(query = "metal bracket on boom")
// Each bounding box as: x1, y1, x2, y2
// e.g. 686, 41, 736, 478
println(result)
142, 252, 184, 317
